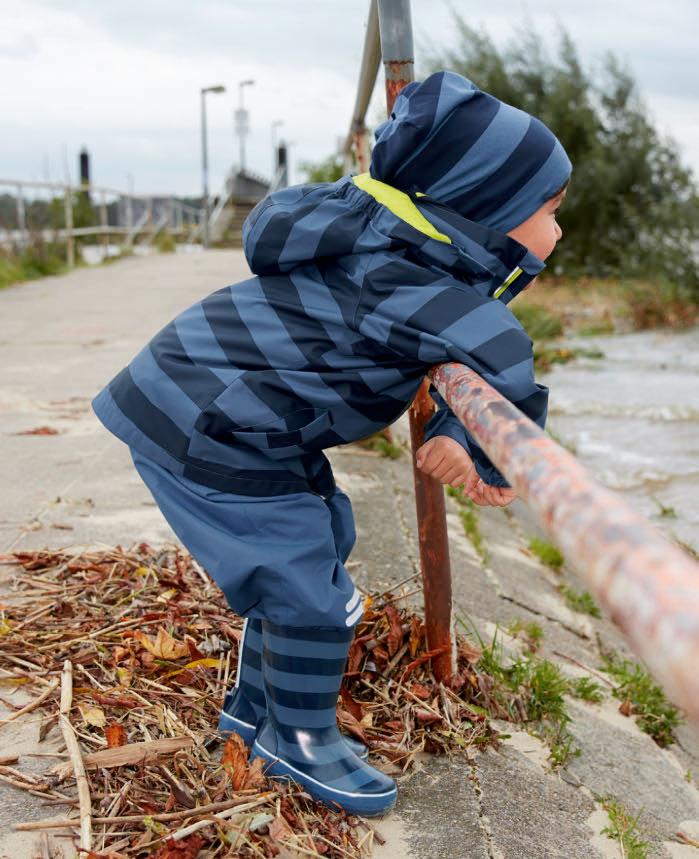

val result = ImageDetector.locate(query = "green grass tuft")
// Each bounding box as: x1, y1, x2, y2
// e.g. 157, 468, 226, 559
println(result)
598, 649, 684, 747
528, 536, 565, 571
557, 583, 602, 617
447, 485, 489, 564
599, 795, 651, 858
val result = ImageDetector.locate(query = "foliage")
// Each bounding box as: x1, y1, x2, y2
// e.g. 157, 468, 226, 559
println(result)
298, 153, 346, 184
0, 234, 79, 289
598, 649, 684, 747
527, 536, 565, 570
419, 14, 699, 300
154, 229, 177, 253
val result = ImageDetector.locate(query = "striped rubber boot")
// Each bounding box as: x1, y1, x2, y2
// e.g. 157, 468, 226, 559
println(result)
250, 622, 397, 817
218, 617, 369, 760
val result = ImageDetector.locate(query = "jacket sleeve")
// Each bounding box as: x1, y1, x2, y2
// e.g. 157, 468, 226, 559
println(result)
422, 382, 516, 489
357, 267, 549, 488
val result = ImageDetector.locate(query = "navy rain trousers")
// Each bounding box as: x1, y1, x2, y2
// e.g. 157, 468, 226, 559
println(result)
129, 447, 364, 629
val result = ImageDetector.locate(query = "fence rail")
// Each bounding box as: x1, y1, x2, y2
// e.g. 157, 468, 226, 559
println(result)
0, 178, 204, 265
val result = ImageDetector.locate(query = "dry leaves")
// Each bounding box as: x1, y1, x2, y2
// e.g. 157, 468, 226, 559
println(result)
0, 543, 507, 856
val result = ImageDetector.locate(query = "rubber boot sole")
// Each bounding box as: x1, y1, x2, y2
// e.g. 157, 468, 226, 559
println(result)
250, 739, 396, 817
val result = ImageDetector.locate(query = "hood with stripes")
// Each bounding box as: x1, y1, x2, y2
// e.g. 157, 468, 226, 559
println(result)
91, 71, 570, 495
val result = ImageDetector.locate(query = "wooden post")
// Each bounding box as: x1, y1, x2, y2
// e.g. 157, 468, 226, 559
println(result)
16, 183, 26, 249
64, 186, 74, 267
100, 191, 109, 258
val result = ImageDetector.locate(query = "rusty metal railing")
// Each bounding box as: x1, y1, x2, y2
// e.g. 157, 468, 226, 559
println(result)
429, 362, 699, 724
348, 0, 699, 728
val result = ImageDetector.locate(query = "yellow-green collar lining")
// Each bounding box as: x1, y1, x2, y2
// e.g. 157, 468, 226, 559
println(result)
351, 171, 522, 298
351, 172, 452, 245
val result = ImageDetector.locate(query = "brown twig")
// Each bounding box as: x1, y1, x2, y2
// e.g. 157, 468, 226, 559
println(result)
0, 678, 59, 726
59, 660, 92, 850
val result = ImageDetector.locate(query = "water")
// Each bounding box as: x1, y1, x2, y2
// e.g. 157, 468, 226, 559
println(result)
540, 325, 699, 551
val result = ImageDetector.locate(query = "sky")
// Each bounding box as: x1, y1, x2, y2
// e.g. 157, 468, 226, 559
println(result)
1, 0, 697, 200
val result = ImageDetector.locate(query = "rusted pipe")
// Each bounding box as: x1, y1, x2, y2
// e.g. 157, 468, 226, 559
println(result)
377, 0, 456, 680
429, 361, 699, 725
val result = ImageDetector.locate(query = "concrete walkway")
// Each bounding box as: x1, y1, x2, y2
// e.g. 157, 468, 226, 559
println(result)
1, 250, 698, 858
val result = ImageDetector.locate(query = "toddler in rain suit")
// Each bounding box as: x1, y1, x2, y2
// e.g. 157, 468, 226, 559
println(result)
92, 69, 571, 816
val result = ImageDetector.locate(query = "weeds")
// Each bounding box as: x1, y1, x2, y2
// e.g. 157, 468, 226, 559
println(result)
0, 236, 76, 289
354, 430, 405, 459
557, 583, 602, 617
568, 675, 605, 703
154, 229, 177, 253
505, 618, 544, 653
457, 614, 581, 770
649, 495, 677, 519
511, 303, 564, 340
447, 485, 489, 564
527, 536, 565, 571
598, 795, 651, 858
597, 649, 684, 747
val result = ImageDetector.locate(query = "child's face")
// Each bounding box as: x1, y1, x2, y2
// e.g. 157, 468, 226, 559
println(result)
506, 187, 566, 264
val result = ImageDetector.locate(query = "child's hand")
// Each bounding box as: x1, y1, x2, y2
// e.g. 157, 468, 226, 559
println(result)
415, 437, 518, 507
415, 437, 479, 492
467, 478, 517, 507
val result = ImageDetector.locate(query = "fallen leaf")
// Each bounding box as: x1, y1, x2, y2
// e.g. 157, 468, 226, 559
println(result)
150, 833, 205, 859
339, 684, 364, 721
14, 426, 60, 435
221, 732, 260, 791
269, 814, 295, 842
105, 724, 127, 748
134, 626, 190, 660
78, 704, 106, 727
116, 666, 133, 687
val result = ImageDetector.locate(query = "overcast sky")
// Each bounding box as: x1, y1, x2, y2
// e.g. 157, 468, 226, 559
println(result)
1, 0, 697, 198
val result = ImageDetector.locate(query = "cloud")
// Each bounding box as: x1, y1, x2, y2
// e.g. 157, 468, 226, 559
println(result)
0, 0, 696, 195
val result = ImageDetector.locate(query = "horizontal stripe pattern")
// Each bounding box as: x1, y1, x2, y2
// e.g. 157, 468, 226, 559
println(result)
92, 73, 561, 495
259, 622, 392, 796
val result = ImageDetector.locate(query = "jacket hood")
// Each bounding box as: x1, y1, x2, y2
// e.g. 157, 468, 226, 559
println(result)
242, 171, 547, 305
370, 70, 572, 234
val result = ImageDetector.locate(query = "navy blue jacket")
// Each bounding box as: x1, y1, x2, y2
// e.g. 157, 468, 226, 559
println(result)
91, 171, 548, 497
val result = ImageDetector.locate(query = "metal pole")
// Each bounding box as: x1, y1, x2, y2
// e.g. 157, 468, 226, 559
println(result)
352, 121, 369, 173
343, 0, 381, 170
376, 0, 456, 681
201, 89, 210, 248
238, 85, 245, 173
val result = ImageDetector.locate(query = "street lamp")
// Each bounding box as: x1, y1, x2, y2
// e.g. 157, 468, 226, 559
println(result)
235, 79, 255, 174
271, 119, 284, 180
200, 83, 226, 248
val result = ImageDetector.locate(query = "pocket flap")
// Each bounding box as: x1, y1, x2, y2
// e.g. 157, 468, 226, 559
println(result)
229, 407, 332, 451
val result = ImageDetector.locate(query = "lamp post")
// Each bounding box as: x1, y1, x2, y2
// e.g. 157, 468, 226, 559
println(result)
271, 119, 284, 180
235, 79, 255, 174
200, 84, 226, 248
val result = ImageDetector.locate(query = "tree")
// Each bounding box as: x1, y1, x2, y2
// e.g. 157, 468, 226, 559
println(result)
298, 153, 346, 184
417, 14, 699, 298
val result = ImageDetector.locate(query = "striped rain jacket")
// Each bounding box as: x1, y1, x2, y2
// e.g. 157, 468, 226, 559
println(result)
91, 171, 548, 498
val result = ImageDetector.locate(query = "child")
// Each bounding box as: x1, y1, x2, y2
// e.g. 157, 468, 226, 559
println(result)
91, 69, 571, 816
